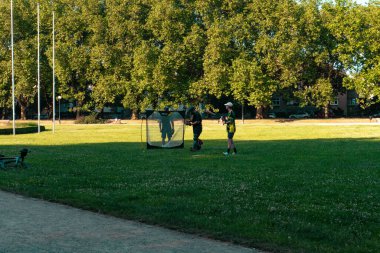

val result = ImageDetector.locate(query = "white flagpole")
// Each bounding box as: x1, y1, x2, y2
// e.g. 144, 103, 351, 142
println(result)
11, 0, 15, 135
37, 3, 41, 133
52, 11, 56, 133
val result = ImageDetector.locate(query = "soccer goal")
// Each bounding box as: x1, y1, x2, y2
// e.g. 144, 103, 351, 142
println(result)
145, 110, 185, 149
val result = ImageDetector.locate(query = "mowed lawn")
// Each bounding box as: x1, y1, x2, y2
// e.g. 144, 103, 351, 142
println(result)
0, 122, 379, 253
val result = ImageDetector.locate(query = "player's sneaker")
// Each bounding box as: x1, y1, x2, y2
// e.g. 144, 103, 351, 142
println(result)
231, 152, 236, 155
198, 139, 203, 145
223, 152, 229, 156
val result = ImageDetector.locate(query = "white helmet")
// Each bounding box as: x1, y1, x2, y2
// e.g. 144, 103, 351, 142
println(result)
224, 102, 233, 107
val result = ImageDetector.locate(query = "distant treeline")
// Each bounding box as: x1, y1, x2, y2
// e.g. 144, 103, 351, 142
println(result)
0, 0, 379, 119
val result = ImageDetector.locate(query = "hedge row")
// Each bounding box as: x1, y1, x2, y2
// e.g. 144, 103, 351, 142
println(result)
0, 126, 46, 135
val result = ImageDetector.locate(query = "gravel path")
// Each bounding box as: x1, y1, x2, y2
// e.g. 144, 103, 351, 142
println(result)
0, 191, 260, 253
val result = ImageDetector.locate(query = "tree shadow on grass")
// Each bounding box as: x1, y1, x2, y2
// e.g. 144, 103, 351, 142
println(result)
0, 125, 46, 135
0, 138, 379, 253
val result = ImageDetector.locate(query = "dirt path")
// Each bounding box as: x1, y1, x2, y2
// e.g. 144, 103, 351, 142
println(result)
0, 191, 260, 253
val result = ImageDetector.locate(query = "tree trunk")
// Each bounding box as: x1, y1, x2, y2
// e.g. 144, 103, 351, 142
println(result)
43, 85, 52, 119
46, 104, 52, 119
324, 105, 329, 118
242, 103, 245, 124
1, 108, 5, 119
20, 104, 27, 120
256, 106, 264, 119
99, 108, 104, 119
75, 100, 83, 120
131, 109, 139, 120
76, 109, 81, 120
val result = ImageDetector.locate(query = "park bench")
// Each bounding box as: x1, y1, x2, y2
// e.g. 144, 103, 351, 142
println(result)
0, 149, 29, 169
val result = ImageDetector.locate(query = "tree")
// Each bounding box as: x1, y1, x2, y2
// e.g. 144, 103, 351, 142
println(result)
292, 0, 346, 118
231, 58, 277, 118
229, 0, 305, 118
52, 0, 93, 119
182, 24, 207, 103
145, 0, 200, 107
127, 41, 159, 115
0, 0, 53, 120
83, 0, 125, 115
331, 1, 380, 108
0, 1, 12, 118
0, 0, 377, 119
123, 0, 206, 115
105, 0, 150, 119
295, 77, 335, 116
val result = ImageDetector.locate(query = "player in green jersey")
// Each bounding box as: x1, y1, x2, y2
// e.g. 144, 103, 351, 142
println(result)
221, 102, 237, 156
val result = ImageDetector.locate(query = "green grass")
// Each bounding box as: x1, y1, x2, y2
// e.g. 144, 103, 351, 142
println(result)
0, 122, 45, 135
0, 123, 379, 252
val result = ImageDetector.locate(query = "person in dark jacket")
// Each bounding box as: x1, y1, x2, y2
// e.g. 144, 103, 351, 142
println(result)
186, 106, 203, 151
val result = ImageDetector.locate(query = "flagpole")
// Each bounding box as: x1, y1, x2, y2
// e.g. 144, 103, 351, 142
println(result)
37, 3, 41, 133
52, 11, 56, 133
11, 0, 15, 135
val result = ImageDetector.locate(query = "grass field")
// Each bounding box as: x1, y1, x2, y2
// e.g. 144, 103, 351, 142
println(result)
0, 122, 379, 252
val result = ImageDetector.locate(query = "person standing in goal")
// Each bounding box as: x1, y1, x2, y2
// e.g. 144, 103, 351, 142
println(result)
222, 102, 237, 156
159, 106, 174, 146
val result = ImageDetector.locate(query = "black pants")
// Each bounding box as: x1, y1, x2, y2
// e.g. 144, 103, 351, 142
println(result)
193, 127, 202, 150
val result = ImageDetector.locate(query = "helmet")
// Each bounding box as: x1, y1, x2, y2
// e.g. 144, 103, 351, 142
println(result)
224, 102, 233, 107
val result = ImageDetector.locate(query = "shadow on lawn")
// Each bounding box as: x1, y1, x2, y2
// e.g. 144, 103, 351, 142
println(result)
0, 138, 379, 253
0, 137, 379, 176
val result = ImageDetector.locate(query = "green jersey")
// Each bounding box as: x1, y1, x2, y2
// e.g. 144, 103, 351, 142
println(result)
226, 111, 236, 133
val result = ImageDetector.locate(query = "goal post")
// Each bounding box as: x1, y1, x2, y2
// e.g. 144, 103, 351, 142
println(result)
145, 110, 185, 149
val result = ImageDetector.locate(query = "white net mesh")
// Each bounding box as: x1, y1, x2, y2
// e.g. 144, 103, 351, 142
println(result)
146, 111, 185, 148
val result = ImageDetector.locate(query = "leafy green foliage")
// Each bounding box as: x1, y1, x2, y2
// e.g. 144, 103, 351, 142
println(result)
337, 2, 380, 108
296, 78, 335, 109
0, 0, 53, 119
0, 1, 379, 118
231, 58, 277, 110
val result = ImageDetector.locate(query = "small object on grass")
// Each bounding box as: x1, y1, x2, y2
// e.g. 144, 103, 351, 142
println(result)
0, 148, 30, 169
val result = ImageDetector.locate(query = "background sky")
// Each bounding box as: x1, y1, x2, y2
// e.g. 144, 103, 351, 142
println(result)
355, 0, 368, 4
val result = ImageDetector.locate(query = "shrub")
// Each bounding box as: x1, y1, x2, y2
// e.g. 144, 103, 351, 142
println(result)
75, 113, 105, 124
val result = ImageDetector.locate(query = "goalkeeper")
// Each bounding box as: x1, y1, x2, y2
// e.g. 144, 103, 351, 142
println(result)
160, 107, 174, 146
186, 106, 203, 151
221, 102, 237, 156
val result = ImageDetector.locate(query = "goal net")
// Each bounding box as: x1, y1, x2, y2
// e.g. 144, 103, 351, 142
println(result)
145, 110, 185, 149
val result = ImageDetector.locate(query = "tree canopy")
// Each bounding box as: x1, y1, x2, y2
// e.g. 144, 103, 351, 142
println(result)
0, 0, 379, 119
